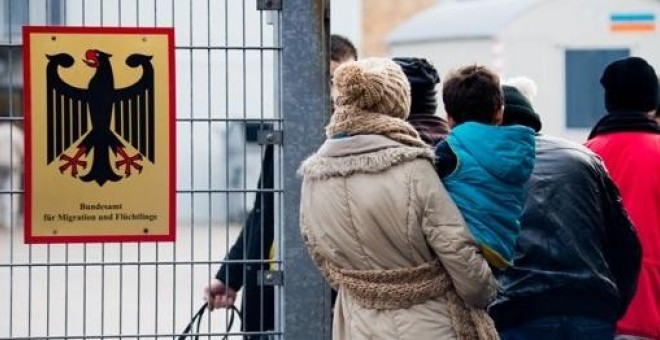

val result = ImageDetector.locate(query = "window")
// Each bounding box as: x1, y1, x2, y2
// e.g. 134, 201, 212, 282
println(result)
0, 0, 28, 43
0, 0, 64, 118
0, 47, 22, 119
565, 49, 630, 128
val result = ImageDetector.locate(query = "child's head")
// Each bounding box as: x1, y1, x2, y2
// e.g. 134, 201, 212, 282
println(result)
442, 65, 504, 127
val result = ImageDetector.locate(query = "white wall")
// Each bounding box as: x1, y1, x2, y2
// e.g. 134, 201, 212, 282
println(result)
501, 0, 660, 141
331, 0, 362, 52
390, 38, 494, 73
388, 0, 660, 142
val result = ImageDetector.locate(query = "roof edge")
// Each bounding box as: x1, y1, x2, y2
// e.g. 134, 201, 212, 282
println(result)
387, 0, 546, 45
389, 35, 494, 47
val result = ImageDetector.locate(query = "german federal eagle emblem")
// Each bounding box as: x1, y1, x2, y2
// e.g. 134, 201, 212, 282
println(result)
46, 50, 155, 186
25, 26, 175, 244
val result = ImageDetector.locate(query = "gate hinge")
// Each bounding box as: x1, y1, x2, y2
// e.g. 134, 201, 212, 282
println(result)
257, 0, 282, 11
257, 269, 284, 286
257, 129, 283, 145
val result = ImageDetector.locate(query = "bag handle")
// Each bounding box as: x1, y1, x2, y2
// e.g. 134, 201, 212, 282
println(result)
178, 302, 208, 340
179, 303, 243, 340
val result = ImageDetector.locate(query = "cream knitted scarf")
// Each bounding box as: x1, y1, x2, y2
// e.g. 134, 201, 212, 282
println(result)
326, 105, 428, 149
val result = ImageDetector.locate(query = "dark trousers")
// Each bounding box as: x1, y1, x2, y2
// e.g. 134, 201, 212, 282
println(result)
500, 316, 614, 340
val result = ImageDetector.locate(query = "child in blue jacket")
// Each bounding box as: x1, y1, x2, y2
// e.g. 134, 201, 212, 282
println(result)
435, 66, 535, 269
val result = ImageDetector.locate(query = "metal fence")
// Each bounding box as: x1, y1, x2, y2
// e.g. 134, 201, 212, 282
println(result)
0, 0, 331, 338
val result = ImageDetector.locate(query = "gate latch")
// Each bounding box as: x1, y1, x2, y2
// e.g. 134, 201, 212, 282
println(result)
257, 0, 282, 11
257, 270, 284, 286
257, 129, 283, 145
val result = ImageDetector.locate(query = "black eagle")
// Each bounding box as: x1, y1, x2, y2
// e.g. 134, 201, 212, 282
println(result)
46, 49, 155, 186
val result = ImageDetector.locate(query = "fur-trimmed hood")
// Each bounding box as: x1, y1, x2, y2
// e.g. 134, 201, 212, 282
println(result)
298, 135, 434, 180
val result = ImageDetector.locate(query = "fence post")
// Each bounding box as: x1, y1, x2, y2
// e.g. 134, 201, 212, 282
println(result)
281, 0, 332, 338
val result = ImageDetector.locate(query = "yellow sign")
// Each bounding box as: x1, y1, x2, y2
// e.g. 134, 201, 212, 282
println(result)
23, 26, 176, 243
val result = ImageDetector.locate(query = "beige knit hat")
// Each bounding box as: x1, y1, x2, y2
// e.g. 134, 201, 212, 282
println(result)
332, 58, 411, 119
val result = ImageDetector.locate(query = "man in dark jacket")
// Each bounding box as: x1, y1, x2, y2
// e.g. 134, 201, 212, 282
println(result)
205, 144, 275, 337
204, 34, 357, 339
489, 82, 642, 339
392, 57, 449, 146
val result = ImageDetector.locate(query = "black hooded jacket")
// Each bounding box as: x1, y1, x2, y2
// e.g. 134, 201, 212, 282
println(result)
489, 135, 642, 329
215, 145, 275, 335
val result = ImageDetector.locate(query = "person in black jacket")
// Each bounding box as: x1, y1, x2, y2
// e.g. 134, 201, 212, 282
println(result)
205, 144, 275, 338
203, 34, 357, 339
656, 88, 660, 124
392, 57, 449, 146
489, 79, 642, 339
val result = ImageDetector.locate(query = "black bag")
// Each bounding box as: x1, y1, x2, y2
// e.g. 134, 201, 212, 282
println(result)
178, 303, 242, 340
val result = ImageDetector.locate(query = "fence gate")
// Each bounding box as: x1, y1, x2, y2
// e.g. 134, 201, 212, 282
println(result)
0, 0, 332, 338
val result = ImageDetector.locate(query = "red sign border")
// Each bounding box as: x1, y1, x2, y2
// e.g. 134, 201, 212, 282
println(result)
23, 26, 177, 244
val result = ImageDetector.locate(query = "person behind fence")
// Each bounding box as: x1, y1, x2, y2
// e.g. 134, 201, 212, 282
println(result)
298, 57, 498, 340
434, 65, 536, 270
585, 56, 660, 340
330, 34, 358, 74
0, 122, 23, 230
488, 77, 642, 340
392, 57, 449, 146
203, 34, 357, 339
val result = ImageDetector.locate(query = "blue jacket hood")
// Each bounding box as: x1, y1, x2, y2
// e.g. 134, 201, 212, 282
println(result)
449, 122, 535, 184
